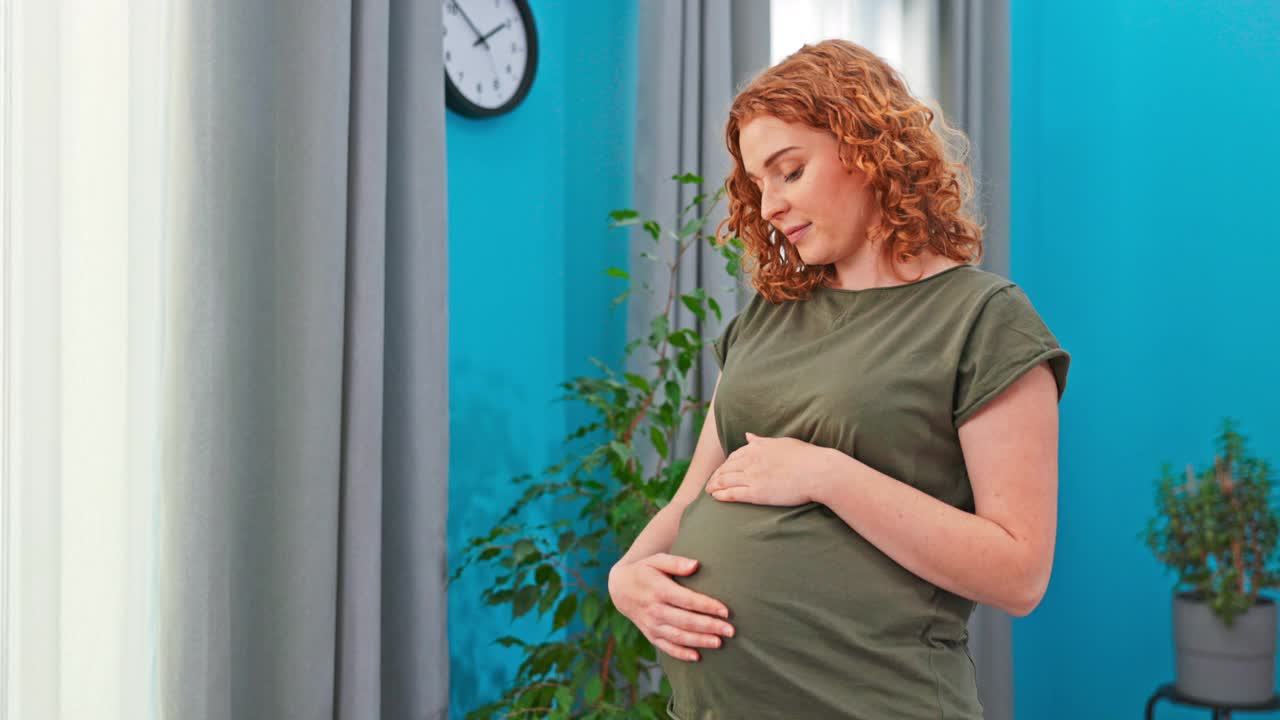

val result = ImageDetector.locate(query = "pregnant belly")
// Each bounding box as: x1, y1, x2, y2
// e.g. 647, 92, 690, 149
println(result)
657, 490, 943, 713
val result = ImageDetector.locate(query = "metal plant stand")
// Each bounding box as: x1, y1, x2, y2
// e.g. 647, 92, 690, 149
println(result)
1146, 683, 1280, 719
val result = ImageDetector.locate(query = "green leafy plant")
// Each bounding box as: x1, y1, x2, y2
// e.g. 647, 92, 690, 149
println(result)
1143, 419, 1280, 625
449, 173, 744, 719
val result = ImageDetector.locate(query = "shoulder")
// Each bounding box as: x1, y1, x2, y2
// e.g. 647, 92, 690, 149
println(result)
941, 264, 1016, 303
958, 268, 1050, 327
915, 265, 1066, 377
726, 287, 771, 326
929, 265, 1056, 327
951, 269, 1070, 416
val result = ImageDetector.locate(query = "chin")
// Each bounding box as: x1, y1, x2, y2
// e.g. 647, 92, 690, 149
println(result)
796, 249, 825, 266
794, 238, 825, 265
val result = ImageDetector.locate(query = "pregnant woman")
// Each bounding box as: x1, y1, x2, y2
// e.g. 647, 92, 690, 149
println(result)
608, 39, 1070, 719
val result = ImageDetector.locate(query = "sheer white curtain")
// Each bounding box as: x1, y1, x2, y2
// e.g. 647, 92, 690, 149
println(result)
4, 0, 169, 718
769, 0, 940, 103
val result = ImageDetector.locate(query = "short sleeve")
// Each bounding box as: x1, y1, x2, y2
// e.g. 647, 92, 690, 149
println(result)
953, 285, 1070, 427
711, 311, 744, 370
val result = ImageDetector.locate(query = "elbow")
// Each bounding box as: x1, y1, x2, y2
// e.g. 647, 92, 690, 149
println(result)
1004, 565, 1051, 617
1004, 586, 1045, 618
992, 534, 1054, 617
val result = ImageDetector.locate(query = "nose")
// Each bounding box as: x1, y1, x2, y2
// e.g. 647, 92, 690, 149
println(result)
760, 183, 788, 224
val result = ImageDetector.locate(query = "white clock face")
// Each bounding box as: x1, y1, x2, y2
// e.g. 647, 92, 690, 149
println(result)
443, 0, 530, 111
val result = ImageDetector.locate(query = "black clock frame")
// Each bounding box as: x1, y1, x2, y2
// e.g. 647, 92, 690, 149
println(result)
444, 0, 539, 118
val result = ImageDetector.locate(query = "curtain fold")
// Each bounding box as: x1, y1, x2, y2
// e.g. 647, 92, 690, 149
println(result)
5, 1, 449, 718
380, 1, 451, 717
940, 0, 1011, 279
159, 3, 352, 716
336, 0, 389, 717
628, 0, 769, 465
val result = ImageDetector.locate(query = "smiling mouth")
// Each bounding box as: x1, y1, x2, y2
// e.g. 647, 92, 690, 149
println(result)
786, 223, 812, 242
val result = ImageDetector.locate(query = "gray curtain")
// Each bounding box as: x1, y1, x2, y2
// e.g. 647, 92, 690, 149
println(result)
157, 1, 449, 718
939, 3, 1014, 719
628, 0, 770, 463
941, 0, 1011, 280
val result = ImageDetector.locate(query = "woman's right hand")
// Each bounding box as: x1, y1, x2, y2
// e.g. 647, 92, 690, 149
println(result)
608, 553, 735, 662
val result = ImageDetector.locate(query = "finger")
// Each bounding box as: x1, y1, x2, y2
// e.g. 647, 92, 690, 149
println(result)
653, 637, 700, 663
655, 623, 723, 650
703, 469, 719, 493
710, 487, 747, 503
661, 583, 731, 618
656, 604, 735, 638
706, 470, 747, 494
644, 553, 699, 576
705, 466, 742, 493
715, 464, 746, 478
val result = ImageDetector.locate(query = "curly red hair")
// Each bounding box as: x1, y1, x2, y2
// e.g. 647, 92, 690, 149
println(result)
717, 39, 984, 302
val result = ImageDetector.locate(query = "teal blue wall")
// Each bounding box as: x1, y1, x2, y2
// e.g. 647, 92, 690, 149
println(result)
1011, 1, 1280, 717
445, 1, 638, 716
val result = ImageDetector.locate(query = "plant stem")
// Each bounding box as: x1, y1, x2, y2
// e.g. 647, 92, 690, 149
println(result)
600, 635, 616, 695
502, 707, 552, 718
545, 553, 592, 592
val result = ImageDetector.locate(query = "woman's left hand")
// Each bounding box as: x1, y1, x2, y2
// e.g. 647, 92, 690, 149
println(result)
704, 432, 838, 507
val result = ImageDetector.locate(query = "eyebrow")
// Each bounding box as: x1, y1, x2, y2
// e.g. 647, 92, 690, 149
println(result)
745, 146, 801, 180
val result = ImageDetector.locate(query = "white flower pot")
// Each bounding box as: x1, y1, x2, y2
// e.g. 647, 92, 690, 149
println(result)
1174, 592, 1277, 705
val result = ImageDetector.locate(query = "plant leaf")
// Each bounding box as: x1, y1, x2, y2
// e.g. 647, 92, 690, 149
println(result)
512, 585, 539, 620
553, 594, 578, 631
512, 539, 537, 565
583, 675, 603, 704
680, 295, 707, 320
581, 593, 602, 628
554, 685, 574, 712
649, 426, 668, 458
535, 563, 557, 586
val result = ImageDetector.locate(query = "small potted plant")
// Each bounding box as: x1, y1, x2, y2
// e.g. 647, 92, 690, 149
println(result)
1143, 419, 1280, 704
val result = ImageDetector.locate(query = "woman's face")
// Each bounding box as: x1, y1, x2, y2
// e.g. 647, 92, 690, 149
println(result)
738, 115, 879, 267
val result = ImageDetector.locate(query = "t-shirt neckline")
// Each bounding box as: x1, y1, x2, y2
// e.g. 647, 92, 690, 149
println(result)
814, 263, 973, 296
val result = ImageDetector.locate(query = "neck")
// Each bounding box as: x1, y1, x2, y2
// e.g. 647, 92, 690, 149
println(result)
829, 246, 954, 291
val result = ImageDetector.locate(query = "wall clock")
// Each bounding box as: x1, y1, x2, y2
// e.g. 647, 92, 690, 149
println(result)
443, 0, 538, 118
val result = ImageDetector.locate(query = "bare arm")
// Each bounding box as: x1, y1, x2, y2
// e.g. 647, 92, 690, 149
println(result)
608, 373, 735, 662
614, 373, 728, 567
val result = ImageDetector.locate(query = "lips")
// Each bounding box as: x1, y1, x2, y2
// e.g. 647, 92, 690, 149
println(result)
784, 223, 812, 242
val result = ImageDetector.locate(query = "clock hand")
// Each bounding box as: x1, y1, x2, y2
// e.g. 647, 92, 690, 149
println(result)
473, 22, 507, 48
448, 1, 490, 48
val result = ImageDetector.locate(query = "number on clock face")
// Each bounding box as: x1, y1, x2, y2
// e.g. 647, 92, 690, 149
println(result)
442, 0, 529, 111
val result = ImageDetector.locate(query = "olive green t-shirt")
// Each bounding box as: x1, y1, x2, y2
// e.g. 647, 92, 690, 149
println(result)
659, 264, 1070, 720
